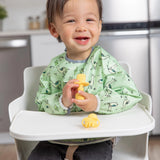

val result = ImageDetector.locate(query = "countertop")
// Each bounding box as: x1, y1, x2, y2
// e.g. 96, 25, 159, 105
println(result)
0, 29, 50, 37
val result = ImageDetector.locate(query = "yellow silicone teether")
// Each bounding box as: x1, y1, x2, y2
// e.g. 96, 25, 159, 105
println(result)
75, 74, 89, 100
82, 113, 100, 128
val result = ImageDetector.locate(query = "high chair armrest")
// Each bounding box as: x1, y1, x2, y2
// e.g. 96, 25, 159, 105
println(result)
139, 91, 152, 114
8, 95, 26, 122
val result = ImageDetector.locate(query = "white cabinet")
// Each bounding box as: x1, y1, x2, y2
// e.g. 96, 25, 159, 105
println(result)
30, 34, 65, 66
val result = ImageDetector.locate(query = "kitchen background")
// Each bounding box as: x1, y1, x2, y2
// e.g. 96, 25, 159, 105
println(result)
1, 0, 45, 31
0, 0, 160, 144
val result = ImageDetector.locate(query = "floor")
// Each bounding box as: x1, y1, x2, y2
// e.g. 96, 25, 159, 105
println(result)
148, 136, 160, 160
0, 143, 17, 160
0, 136, 160, 160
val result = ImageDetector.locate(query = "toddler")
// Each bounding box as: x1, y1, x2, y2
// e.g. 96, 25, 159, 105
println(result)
28, 0, 142, 159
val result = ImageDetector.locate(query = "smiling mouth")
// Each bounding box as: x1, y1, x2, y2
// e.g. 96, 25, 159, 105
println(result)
75, 37, 90, 41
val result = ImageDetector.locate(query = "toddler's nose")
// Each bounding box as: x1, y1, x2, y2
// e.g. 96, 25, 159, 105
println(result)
75, 26, 87, 32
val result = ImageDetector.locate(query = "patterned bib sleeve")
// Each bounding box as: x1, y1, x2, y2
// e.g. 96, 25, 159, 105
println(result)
35, 68, 67, 115
95, 48, 142, 114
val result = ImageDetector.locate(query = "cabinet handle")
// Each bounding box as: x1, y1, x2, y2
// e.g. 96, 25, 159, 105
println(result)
0, 39, 28, 48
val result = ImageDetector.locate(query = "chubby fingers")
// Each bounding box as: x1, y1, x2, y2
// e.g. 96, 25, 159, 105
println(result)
72, 91, 88, 102
62, 79, 79, 107
66, 79, 79, 86
63, 79, 79, 91
72, 91, 97, 112
72, 91, 88, 108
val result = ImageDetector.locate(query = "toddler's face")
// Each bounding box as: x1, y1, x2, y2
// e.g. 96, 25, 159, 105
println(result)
50, 0, 102, 59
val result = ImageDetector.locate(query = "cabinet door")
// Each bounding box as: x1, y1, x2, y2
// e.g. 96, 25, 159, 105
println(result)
31, 34, 65, 66
98, 33, 149, 93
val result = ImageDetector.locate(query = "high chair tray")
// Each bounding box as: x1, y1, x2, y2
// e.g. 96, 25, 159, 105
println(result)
9, 104, 155, 141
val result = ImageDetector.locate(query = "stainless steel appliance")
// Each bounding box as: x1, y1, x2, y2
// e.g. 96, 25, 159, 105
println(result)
149, 0, 160, 135
99, 0, 150, 93
0, 36, 31, 135
150, 30, 160, 135
99, 0, 160, 134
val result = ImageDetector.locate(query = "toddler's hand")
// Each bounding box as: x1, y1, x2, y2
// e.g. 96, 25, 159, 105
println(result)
62, 79, 79, 107
72, 91, 97, 112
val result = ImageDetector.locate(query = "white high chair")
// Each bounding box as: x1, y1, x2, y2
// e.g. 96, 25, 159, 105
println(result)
8, 63, 155, 160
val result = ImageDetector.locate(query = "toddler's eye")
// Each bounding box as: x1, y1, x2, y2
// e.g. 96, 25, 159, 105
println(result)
67, 19, 75, 23
86, 19, 94, 22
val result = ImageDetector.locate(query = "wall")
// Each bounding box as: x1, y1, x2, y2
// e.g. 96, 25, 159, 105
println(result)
0, 0, 46, 31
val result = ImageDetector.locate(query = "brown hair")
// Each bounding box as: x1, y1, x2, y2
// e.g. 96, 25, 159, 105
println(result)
46, 0, 102, 42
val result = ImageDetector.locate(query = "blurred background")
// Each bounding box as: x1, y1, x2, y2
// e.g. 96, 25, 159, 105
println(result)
0, 0, 160, 159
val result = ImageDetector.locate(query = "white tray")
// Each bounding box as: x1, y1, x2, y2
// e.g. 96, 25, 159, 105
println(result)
9, 104, 155, 141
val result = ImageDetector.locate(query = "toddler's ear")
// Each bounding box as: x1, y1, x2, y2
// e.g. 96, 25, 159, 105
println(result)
49, 23, 59, 38
99, 20, 102, 33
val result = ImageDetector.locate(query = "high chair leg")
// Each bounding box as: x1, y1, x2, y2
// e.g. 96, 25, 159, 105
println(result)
65, 145, 79, 160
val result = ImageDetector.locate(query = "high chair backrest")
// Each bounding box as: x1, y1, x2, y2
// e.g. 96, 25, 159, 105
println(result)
22, 66, 46, 111
9, 66, 46, 122
9, 62, 151, 160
